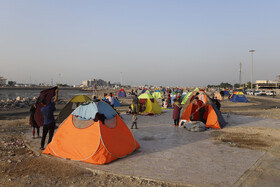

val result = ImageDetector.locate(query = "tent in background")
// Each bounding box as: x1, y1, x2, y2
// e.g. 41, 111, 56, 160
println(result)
57, 95, 91, 123
230, 92, 249, 102
136, 93, 162, 115
117, 89, 126, 97
152, 90, 162, 99
43, 101, 140, 165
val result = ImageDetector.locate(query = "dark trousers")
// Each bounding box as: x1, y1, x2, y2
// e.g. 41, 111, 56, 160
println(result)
199, 108, 206, 124
41, 122, 55, 149
131, 122, 137, 129
174, 118, 179, 126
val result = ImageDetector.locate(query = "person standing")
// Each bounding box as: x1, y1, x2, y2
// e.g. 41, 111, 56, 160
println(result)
173, 100, 181, 126
29, 104, 40, 139
40, 88, 58, 150
132, 95, 139, 114
131, 113, 138, 129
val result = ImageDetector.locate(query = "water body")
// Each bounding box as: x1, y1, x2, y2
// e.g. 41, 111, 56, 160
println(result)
0, 89, 92, 100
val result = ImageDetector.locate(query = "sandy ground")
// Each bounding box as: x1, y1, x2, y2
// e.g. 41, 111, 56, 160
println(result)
0, 95, 280, 186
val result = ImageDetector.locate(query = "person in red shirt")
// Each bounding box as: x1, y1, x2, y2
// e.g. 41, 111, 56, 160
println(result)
193, 97, 206, 124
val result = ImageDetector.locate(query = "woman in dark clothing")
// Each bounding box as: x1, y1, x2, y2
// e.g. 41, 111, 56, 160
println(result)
29, 104, 40, 138
173, 100, 181, 126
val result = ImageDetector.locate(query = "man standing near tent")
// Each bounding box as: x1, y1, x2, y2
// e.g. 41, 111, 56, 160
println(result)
40, 88, 58, 150
192, 97, 206, 124
132, 95, 139, 114
107, 93, 115, 108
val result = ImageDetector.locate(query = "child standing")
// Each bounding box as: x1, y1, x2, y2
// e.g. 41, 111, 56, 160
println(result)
131, 113, 138, 129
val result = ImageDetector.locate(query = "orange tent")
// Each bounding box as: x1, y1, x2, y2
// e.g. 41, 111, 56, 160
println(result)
181, 91, 226, 129
43, 101, 140, 164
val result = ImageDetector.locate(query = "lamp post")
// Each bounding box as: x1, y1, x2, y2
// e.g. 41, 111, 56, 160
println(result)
249, 50, 255, 89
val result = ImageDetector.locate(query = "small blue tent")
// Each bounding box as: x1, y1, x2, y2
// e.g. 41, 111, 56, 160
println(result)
117, 89, 126, 97
230, 92, 249, 102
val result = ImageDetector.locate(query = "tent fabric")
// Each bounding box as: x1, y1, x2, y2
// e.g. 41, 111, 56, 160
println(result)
34, 87, 57, 127
43, 101, 140, 165
223, 89, 230, 96
57, 95, 91, 123
181, 92, 192, 104
72, 102, 117, 120
152, 90, 162, 99
137, 93, 162, 114
117, 89, 126, 97
230, 92, 249, 102
214, 92, 223, 101
181, 90, 226, 129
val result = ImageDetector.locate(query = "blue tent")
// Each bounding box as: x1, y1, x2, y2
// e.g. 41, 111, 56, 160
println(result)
117, 89, 126, 97
224, 90, 230, 96
230, 92, 248, 102
161, 88, 166, 92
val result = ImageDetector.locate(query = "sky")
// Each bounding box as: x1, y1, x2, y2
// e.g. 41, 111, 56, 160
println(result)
1, 1, 280, 87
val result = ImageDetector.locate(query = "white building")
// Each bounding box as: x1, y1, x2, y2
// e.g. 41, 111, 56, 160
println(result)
0, 76, 7, 86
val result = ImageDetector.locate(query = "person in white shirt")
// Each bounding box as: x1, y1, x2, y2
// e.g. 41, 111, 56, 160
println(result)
107, 93, 115, 108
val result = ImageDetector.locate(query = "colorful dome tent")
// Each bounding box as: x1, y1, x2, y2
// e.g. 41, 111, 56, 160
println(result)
117, 89, 126, 97
152, 90, 162, 99
137, 93, 162, 115
43, 101, 140, 165
223, 89, 230, 96
181, 91, 226, 129
57, 95, 91, 123
181, 92, 193, 104
230, 92, 249, 102
103, 94, 121, 107
141, 88, 148, 93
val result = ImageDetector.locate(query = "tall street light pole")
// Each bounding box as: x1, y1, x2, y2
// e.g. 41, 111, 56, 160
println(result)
249, 50, 255, 89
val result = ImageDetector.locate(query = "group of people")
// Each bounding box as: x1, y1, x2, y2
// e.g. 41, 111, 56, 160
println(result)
30, 88, 222, 150
29, 88, 58, 150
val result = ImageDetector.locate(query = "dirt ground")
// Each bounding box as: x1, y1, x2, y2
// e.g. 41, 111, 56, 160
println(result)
1, 95, 280, 186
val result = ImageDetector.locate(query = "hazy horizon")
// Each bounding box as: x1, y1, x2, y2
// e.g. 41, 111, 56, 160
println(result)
1, 1, 280, 87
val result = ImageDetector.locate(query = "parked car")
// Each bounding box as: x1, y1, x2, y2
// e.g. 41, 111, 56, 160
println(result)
246, 90, 254, 95
254, 91, 261, 96
266, 91, 276, 96
259, 90, 266, 95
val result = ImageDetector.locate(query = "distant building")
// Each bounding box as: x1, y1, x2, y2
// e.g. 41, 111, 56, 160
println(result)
82, 78, 121, 88
0, 76, 7, 86
255, 75, 280, 89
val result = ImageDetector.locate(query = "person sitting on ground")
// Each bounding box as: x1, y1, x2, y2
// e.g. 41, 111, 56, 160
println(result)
40, 88, 58, 150
192, 96, 206, 124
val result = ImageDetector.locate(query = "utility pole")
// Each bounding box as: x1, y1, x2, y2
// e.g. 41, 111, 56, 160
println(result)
249, 50, 255, 89
120, 72, 123, 86
239, 62, 242, 88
